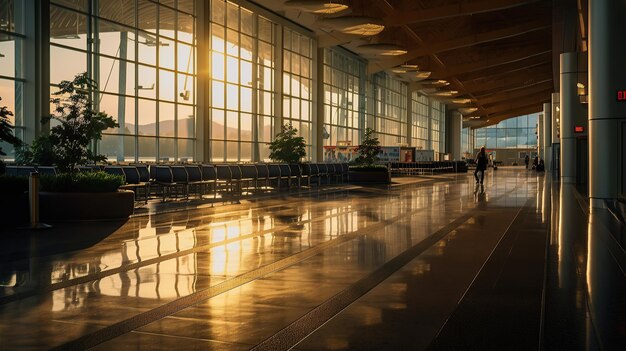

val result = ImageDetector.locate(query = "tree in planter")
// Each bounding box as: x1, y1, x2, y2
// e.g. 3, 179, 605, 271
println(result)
354, 128, 382, 166
0, 97, 22, 157
44, 72, 118, 173
269, 124, 306, 164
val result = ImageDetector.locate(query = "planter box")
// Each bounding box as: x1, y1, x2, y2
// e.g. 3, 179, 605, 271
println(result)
348, 170, 391, 184
1, 193, 29, 225
40, 190, 134, 221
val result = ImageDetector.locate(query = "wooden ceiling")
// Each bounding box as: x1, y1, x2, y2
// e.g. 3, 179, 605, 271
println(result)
260, 0, 555, 128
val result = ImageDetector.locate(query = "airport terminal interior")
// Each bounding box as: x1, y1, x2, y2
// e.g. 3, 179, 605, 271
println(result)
0, 0, 625, 350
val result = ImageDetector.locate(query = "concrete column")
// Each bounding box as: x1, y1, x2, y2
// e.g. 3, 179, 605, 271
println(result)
543, 102, 552, 171
315, 47, 324, 161
589, 0, 626, 208
559, 52, 586, 184
195, 0, 209, 162
447, 110, 462, 160
537, 113, 544, 161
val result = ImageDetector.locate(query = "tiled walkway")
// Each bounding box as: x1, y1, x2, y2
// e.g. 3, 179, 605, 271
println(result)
0, 168, 623, 350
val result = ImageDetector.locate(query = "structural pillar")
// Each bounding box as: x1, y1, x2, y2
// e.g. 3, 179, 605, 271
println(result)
559, 52, 586, 184
589, 0, 626, 208
447, 109, 462, 160
543, 102, 552, 172
537, 112, 543, 161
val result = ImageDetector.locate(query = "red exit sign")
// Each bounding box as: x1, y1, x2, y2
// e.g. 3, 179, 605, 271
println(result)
574, 126, 584, 133
618, 90, 626, 101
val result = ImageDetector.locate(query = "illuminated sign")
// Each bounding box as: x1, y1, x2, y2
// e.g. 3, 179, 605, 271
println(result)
618, 90, 626, 101
575, 126, 584, 133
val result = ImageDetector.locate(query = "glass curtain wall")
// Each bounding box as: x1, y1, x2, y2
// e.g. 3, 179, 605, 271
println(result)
430, 99, 445, 154
411, 92, 429, 149
0, 0, 25, 160
209, 0, 276, 162
372, 73, 407, 146
322, 48, 363, 148
50, 0, 197, 162
282, 27, 313, 158
474, 113, 538, 149
461, 127, 474, 159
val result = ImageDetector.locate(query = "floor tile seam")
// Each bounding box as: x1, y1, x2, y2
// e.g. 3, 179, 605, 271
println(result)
121, 329, 255, 347
48, 188, 476, 351
250, 211, 482, 351
427, 199, 531, 349
248, 186, 526, 351
54, 210, 424, 350
0, 185, 463, 304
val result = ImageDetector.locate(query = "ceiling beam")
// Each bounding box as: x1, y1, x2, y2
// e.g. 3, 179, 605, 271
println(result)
477, 82, 554, 105
383, 0, 541, 27
465, 92, 551, 117
466, 70, 552, 95
455, 52, 552, 82
370, 18, 550, 73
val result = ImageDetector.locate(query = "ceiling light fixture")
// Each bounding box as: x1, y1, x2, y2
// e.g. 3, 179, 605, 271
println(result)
356, 43, 407, 56
390, 64, 419, 74
284, 0, 349, 14
316, 17, 385, 36
451, 98, 472, 104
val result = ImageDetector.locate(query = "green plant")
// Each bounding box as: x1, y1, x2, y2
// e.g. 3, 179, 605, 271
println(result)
40, 172, 123, 193
44, 72, 118, 173
269, 124, 306, 164
0, 97, 22, 157
354, 128, 382, 166
15, 134, 56, 166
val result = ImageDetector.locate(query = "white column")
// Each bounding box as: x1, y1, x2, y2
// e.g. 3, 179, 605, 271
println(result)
537, 113, 543, 161
543, 102, 552, 171
559, 52, 586, 184
589, 0, 626, 208
448, 110, 462, 160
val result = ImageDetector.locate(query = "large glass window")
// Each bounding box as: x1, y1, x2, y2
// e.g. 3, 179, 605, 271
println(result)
209, 0, 276, 162
372, 73, 407, 146
411, 93, 429, 150
322, 48, 364, 149
283, 27, 313, 159
50, 0, 197, 162
473, 113, 539, 149
430, 100, 445, 154
0, 0, 26, 161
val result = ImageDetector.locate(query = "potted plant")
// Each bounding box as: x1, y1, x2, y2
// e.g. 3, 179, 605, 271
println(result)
269, 124, 306, 163
349, 128, 390, 184
0, 97, 23, 173
34, 73, 134, 220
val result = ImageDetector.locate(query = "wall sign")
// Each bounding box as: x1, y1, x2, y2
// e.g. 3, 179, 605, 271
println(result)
574, 126, 584, 133
618, 90, 626, 101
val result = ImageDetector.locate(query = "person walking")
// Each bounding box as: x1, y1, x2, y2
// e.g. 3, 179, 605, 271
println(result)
474, 146, 488, 184
524, 154, 530, 169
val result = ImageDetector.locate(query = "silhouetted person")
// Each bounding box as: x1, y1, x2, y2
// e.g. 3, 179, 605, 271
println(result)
525, 154, 530, 169
474, 146, 488, 184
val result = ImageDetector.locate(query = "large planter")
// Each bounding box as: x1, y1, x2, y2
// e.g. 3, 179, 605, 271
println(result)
348, 170, 391, 184
40, 190, 134, 221
1, 192, 29, 225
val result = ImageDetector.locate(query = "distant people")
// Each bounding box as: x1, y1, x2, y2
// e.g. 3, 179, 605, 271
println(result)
533, 156, 539, 169
474, 146, 488, 184
488, 153, 494, 168
524, 154, 530, 169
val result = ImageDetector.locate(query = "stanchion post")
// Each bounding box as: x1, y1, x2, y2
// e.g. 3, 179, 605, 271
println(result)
28, 172, 51, 229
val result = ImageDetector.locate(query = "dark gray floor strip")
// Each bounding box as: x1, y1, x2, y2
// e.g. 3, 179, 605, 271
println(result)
250, 211, 477, 351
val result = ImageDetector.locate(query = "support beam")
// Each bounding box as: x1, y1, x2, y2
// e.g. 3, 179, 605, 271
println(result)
458, 55, 552, 83
475, 105, 544, 127
477, 82, 554, 105
383, 0, 541, 27
466, 96, 550, 117
465, 71, 552, 95
371, 19, 550, 73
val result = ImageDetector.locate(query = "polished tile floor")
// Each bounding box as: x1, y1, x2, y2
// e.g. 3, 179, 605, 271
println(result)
0, 168, 624, 350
